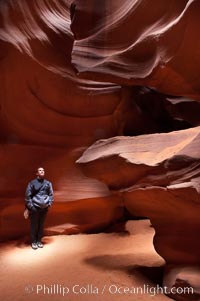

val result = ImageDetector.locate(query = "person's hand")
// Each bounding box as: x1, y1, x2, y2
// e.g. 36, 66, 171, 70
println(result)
23, 209, 29, 219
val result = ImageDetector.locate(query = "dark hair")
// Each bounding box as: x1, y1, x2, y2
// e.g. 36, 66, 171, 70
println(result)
36, 167, 44, 172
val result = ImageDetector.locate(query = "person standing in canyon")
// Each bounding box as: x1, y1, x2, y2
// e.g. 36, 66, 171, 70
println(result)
25, 167, 54, 250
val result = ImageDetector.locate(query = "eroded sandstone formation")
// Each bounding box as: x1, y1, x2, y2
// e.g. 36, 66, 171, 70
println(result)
0, 0, 128, 147
71, 3, 200, 297
77, 127, 200, 299
71, 0, 200, 100
0, 0, 131, 240
1, 1, 200, 299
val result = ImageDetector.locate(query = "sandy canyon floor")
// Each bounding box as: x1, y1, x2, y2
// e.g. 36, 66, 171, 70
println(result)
0, 220, 174, 301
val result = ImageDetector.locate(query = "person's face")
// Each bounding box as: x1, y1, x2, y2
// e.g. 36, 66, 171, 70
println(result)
36, 168, 45, 178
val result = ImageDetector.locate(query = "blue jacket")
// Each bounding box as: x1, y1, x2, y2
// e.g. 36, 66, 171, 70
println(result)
25, 177, 53, 209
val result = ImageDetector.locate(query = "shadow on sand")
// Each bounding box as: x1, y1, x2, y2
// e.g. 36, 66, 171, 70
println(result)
84, 254, 164, 286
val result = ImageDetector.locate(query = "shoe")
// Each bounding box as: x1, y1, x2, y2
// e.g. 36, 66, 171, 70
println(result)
37, 241, 44, 248
31, 242, 38, 250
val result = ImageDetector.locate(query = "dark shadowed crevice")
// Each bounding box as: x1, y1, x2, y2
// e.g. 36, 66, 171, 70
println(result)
122, 86, 196, 137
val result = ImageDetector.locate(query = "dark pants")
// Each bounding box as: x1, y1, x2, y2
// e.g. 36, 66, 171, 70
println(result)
30, 208, 48, 243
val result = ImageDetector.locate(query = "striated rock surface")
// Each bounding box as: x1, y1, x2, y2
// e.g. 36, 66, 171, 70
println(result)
71, 0, 200, 100
2, 0, 198, 242
0, 0, 133, 239
77, 127, 200, 299
0, 0, 125, 147
0, 144, 124, 240
77, 127, 200, 191
165, 96, 200, 127
1, 1, 200, 299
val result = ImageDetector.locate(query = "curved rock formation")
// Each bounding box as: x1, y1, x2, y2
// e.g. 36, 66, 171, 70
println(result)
0, 143, 125, 240
2, 0, 197, 242
77, 126, 200, 299
1, 2, 200, 299
71, 0, 200, 100
0, 0, 125, 147
0, 0, 132, 240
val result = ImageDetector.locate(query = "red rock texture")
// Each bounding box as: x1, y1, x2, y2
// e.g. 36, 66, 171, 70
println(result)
1, 1, 200, 299
163, 265, 200, 301
1, 0, 141, 147
1, 0, 194, 242
71, 0, 200, 100
77, 127, 200, 298
0, 144, 125, 241
0, 0, 131, 240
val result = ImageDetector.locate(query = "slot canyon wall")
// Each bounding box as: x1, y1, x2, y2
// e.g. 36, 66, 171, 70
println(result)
0, 1, 200, 299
